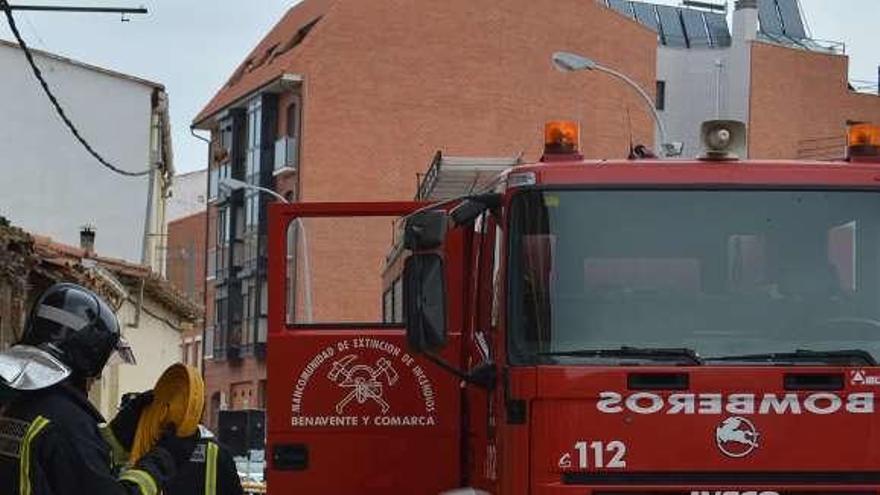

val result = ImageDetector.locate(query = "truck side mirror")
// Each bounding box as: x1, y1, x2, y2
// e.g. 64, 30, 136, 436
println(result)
450, 192, 502, 226
403, 254, 447, 353
403, 211, 447, 250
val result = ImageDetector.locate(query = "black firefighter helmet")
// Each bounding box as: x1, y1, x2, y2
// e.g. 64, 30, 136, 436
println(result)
21, 283, 136, 379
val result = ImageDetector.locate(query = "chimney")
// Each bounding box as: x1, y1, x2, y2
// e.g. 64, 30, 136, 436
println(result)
732, 0, 759, 44
80, 225, 95, 255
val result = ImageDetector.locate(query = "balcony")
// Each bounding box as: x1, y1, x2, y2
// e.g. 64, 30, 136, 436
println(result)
274, 136, 298, 175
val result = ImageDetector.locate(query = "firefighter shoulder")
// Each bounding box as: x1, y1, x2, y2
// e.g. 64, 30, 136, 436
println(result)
0, 283, 195, 495
163, 425, 245, 495
122, 364, 242, 495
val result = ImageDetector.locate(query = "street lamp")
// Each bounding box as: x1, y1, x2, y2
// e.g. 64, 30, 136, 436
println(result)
217, 177, 313, 323
551, 51, 683, 157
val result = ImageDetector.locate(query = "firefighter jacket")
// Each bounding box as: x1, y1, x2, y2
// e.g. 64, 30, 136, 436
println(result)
164, 435, 244, 495
0, 383, 175, 495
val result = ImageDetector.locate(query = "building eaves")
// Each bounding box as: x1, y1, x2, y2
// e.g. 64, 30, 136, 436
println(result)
31, 235, 203, 321
0, 39, 164, 90
175, 168, 208, 179
192, 0, 337, 127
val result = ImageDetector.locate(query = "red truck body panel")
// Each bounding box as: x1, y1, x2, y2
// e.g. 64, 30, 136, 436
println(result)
266, 202, 464, 494
267, 159, 880, 494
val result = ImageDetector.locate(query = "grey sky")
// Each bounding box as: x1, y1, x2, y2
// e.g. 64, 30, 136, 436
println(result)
2, 0, 878, 174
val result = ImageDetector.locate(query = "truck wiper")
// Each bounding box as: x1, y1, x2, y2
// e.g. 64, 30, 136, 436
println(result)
538, 346, 702, 365
704, 349, 877, 366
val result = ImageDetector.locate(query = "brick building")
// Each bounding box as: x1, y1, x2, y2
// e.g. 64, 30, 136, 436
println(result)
190, 0, 880, 431
191, 0, 659, 429
643, 0, 880, 157
165, 169, 209, 374
749, 41, 880, 158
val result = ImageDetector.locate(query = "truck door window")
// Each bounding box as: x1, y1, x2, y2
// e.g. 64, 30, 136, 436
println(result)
283, 216, 410, 327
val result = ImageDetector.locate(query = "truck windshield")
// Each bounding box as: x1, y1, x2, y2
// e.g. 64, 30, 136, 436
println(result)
508, 189, 880, 365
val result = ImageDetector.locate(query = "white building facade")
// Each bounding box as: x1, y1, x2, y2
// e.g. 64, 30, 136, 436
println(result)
0, 40, 173, 273
166, 168, 207, 223
601, 0, 848, 158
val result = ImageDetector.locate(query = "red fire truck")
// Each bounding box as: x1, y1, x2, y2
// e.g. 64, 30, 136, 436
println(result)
266, 120, 880, 494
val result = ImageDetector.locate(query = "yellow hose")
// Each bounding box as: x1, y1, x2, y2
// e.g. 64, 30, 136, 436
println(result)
129, 363, 205, 464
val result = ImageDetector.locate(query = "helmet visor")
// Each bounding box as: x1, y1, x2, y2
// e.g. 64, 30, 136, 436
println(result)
108, 336, 137, 365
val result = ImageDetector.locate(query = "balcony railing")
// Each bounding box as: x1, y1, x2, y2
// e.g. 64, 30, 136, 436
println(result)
274, 136, 299, 173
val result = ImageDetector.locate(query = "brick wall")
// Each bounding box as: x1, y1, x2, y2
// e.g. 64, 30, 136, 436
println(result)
203, 354, 265, 429
166, 212, 207, 306
166, 212, 207, 374
197, 0, 657, 422
750, 42, 880, 159
291, 0, 656, 322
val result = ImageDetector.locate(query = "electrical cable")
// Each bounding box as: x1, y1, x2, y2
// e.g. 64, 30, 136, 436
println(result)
129, 363, 205, 464
0, 0, 151, 177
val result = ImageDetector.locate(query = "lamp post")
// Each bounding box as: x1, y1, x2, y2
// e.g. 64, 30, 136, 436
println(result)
551, 51, 683, 157
218, 177, 313, 323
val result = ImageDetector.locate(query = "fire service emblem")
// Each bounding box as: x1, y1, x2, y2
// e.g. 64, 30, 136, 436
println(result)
715, 416, 759, 458
328, 355, 398, 414
290, 338, 438, 428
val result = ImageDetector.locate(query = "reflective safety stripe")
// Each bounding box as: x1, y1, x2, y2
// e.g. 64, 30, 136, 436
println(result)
98, 424, 129, 467
19, 416, 50, 495
119, 468, 158, 495
205, 442, 219, 495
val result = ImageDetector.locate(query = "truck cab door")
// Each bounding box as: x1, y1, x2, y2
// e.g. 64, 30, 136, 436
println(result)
266, 201, 462, 494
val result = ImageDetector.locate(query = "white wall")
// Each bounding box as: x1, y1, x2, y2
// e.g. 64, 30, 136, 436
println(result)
0, 43, 157, 263
655, 5, 755, 158
657, 46, 738, 157
166, 169, 207, 222
91, 297, 183, 418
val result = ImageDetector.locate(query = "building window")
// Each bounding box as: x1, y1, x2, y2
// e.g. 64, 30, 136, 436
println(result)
275, 99, 301, 171
204, 326, 214, 359
382, 278, 404, 324
215, 207, 230, 279
245, 99, 262, 185
209, 119, 234, 200
194, 337, 202, 371
656, 80, 666, 111
243, 97, 264, 278
383, 289, 392, 323
206, 247, 216, 280
393, 277, 404, 323
214, 296, 228, 357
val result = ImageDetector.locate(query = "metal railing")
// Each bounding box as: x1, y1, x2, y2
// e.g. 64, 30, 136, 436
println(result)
797, 135, 846, 161
850, 79, 880, 96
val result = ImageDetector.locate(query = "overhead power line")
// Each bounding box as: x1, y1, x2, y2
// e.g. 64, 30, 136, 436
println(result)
3, 5, 148, 14
0, 0, 151, 177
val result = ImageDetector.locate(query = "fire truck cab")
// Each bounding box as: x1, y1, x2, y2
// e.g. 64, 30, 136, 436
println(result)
267, 121, 880, 494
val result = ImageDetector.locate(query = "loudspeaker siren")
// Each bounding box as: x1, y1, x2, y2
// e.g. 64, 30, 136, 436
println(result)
699, 120, 747, 161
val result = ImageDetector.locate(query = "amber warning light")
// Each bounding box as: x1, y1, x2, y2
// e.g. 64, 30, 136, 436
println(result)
847, 123, 880, 162
542, 121, 583, 161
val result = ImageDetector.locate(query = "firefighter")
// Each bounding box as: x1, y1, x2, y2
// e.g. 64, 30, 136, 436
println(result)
118, 393, 245, 495
165, 424, 245, 495
0, 283, 196, 495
